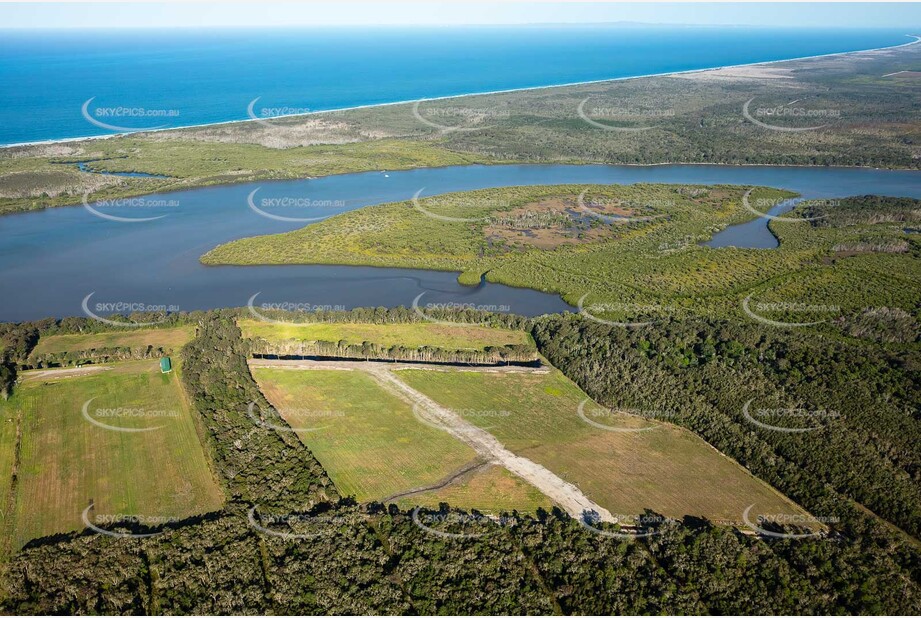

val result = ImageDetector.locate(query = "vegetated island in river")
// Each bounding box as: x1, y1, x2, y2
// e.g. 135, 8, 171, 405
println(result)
202, 182, 921, 342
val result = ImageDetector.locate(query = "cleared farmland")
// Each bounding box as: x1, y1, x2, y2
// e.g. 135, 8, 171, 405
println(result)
0, 359, 223, 551
0, 403, 19, 562
389, 463, 551, 513
251, 365, 547, 513
239, 319, 533, 351
396, 368, 807, 524
29, 326, 195, 358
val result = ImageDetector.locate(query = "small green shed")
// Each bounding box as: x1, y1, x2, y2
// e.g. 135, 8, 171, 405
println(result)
160, 357, 172, 374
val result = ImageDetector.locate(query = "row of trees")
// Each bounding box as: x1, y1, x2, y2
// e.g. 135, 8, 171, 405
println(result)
26, 344, 174, 369
246, 305, 533, 330
179, 314, 335, 509
248, 337, 537, 365
5, 503, 921, 613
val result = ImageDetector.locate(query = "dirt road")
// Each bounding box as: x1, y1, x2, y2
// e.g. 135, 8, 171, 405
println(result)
368, 366, 614, 523
22, 365, 112, 381
249, 357, 612, 522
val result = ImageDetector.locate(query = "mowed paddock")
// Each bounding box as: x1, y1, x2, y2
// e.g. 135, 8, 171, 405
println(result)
396, 368, 807, 525
27, 325, 195, 358
238, 319, 534, 350
251, 366, 549, 513
0, 359, 223, 551
389, 463, 551, 513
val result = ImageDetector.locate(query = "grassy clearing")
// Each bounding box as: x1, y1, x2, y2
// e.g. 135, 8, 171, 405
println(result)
239, 319, 532, 351
252, 366, 551, 513
395, 368, 807, 524
0, 360, 224, 550
29, 326, 194, 358
390, 463, 551, 514
252, 367, 478, 502
0, 405, 19, 562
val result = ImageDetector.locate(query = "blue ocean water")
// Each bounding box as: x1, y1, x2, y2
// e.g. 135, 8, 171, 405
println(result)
0, 26, 913, 145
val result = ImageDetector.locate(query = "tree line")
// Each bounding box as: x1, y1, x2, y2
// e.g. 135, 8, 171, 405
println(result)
2, 311, 921, 613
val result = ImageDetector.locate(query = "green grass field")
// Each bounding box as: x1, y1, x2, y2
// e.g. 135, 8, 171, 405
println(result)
29, 326, 195, 358
396, 368, 806, 524
0, 404, 19, 562
390, 463, 551, 513
239, 319, 532, 351
251, 366, 546, 512
0, 360, 223, 551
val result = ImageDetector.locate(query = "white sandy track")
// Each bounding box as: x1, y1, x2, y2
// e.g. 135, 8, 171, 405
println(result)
368, 366, 615, 523
250, 357, 613, 522
251, 357, 611, 521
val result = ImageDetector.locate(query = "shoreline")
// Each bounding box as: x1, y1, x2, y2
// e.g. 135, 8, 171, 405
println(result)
2, 160, 920, 221
3, 33, 918, 151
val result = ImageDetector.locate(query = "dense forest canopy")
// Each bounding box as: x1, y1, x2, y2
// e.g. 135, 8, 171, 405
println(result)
0, 308, 919, 614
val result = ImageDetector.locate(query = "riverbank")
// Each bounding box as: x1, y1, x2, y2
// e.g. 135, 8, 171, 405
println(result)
2, 36, 920, 216
3, 163, 919, 324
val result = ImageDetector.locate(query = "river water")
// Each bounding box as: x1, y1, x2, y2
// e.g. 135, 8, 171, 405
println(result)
1, 164, 918, 322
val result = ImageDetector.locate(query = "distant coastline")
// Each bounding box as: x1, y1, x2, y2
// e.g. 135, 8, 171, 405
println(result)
3, 32, 917, 150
